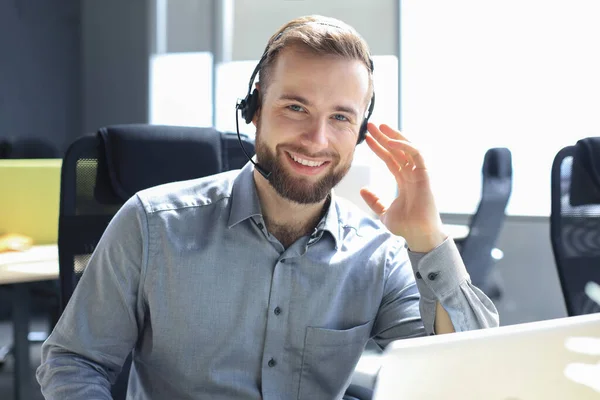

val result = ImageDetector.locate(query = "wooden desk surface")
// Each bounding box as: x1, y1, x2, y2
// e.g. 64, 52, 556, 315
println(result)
0, 245, 59, 285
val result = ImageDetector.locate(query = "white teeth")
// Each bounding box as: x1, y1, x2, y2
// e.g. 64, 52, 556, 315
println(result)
290, 153, 325, 167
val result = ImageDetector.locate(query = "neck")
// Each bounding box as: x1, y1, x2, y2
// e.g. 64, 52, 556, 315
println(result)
253, 169, 329, 244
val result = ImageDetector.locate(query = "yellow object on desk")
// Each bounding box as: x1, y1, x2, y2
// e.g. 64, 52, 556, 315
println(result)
0, 159, 61, 244
0, 233, 33, 252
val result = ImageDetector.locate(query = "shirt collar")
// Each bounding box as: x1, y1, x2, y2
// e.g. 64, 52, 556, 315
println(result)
227, 161, 342, 249
228, 162, 262, 228
317, 190, 341, 249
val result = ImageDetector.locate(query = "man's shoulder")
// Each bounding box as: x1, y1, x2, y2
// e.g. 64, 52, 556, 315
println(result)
135, 170, 240, 214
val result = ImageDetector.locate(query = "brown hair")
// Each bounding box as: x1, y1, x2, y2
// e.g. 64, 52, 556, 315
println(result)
257, 15, 374, 105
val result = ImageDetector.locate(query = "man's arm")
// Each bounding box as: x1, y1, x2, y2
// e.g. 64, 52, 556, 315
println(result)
359, 123, 498, 338
408, 238, 499, 334
372, 237, 498, 348
36, 196, 148, 399
396, 230, 457, 334
435, 301, 456, 334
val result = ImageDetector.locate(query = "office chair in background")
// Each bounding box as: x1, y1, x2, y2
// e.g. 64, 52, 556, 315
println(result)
57, 124, 254, 399
550, 137, 600, 316
455, 147, 513, 300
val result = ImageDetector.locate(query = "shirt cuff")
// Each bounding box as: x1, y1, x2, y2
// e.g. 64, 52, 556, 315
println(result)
407, 238, 470, 301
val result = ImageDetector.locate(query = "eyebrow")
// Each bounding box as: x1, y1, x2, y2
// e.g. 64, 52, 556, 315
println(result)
277, 93, 359, 119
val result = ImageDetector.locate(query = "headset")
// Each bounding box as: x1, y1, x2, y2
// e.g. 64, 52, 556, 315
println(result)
235, 22, 376, 179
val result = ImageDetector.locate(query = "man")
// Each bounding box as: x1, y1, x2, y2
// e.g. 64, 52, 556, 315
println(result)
37, 15, 498, 399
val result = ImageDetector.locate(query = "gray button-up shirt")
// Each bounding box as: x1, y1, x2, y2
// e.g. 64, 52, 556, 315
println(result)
37, 162, 498, 399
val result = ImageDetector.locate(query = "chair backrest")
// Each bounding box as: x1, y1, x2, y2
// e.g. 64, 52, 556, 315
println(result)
550, 139, 600, 316
459, 147, 512, 291
58, 125, 255, 311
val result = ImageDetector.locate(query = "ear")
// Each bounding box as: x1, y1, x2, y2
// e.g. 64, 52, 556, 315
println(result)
251, 83, 262, 127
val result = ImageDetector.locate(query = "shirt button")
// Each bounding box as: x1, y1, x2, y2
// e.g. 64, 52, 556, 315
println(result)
257, 222, 264, 230
268, 358, 276, 367
274, 307, 282, 315
415, 271, 422, 279
428, 272, 439, 281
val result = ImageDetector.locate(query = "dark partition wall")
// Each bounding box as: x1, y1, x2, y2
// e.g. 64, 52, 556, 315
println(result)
0, 0, 81, 156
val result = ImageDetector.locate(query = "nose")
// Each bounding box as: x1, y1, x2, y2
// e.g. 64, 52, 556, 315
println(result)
300, 118, 329, 150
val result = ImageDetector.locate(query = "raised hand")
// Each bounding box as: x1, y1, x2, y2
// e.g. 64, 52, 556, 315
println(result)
359, 123, 446, 252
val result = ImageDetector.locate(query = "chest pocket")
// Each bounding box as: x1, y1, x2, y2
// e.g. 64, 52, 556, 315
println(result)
298, 320, 373, 400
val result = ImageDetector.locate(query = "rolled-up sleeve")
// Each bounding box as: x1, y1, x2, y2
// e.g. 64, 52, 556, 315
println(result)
36, 195, 149, 399
408, 238, 499, 334
373, 238, 499, 348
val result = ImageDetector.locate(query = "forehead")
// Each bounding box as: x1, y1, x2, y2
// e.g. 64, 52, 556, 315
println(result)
266, 46, 370, 105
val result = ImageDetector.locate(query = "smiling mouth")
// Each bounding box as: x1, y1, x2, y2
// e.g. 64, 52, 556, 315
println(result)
288, 152, 327, 167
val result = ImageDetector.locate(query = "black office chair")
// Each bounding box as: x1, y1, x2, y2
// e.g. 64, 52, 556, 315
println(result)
456, 147, 512, 299
550, 137, 600, 316
57, 124, 255, 399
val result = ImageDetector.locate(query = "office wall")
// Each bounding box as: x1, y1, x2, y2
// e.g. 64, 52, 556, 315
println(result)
81, 0, 152, 134
0, 0, 81, 153
166, 0, 213, 53
232, 0, 398, 59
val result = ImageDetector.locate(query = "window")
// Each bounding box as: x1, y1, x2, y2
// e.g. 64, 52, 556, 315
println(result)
402, 0, 600, 216
149, 52, 213, 127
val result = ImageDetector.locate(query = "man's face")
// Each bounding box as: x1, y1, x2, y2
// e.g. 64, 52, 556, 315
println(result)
254, 46, 371, 204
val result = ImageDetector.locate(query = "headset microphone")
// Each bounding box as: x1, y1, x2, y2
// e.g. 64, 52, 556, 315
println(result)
235, 100, 271, 180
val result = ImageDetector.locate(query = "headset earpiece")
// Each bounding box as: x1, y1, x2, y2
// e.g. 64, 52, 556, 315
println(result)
239, 88, 260, 124
357, 120, 368, 144
357, 91, 375, 145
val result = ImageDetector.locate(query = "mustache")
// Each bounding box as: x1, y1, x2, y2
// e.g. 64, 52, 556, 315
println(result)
277, 144, 338, 160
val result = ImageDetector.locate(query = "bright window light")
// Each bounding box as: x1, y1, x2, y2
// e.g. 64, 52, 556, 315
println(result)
149, 52, 213, 127
215, 60, 259, 137
402, 0, 600, 216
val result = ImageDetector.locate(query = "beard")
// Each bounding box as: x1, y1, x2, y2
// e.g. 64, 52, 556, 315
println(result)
254, 127, 352, 204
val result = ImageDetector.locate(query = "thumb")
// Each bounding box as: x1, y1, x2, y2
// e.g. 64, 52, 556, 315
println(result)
360, 188, 387, 216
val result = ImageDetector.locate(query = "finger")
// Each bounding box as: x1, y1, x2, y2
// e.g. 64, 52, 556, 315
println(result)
359, 187, 387, 216
366, 123, 393, 147
388, 140, 427, 169
380, 124, 410, 142
367, 124, 415, 168
365, 134, 410, 166
364, 135, 409, 182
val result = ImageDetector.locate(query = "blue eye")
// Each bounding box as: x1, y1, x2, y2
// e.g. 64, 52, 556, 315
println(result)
288, 104, 304, 112
333, 114, 348, 122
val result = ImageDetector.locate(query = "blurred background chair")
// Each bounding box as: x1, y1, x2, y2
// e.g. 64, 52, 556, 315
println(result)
455, 147, 513, 300
550, 137, 600, 316
57, 124, 254, 399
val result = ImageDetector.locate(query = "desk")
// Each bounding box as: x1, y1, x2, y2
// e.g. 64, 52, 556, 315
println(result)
0, 245, 59, 400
